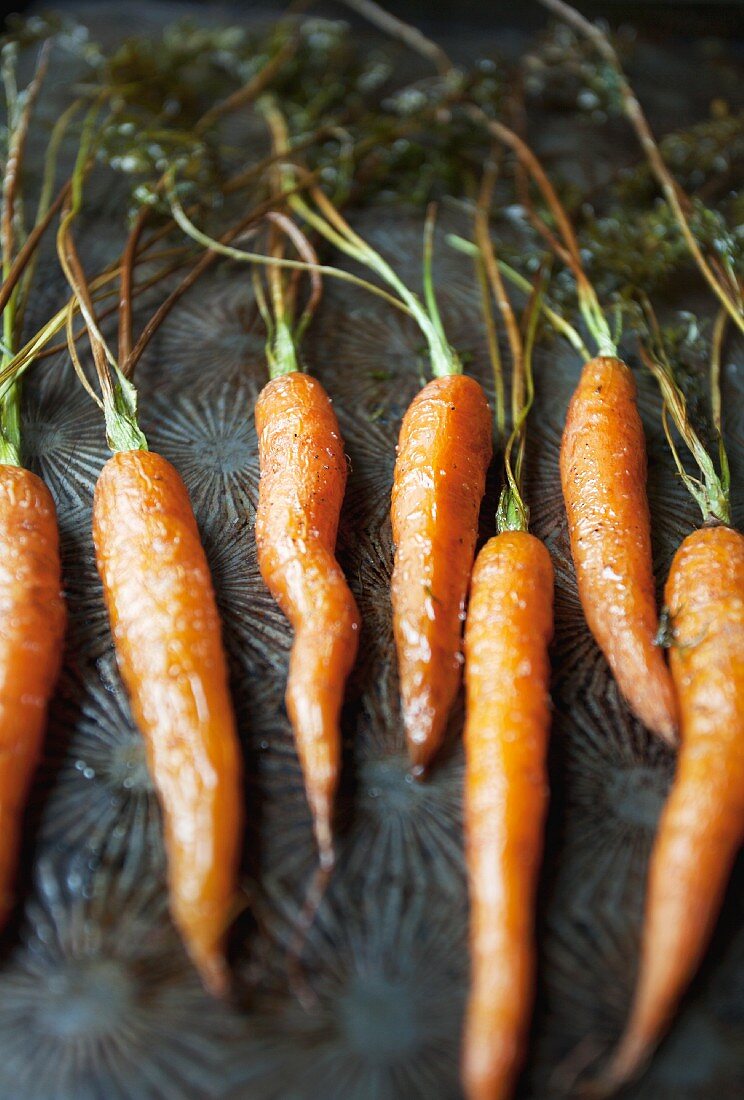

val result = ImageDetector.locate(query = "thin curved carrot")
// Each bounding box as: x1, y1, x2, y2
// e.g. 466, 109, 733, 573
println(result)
93, 450, 243, 995
0, 467, 65, 926
463, 531, 553, 1100
255, 371, 360, 868
462, 238, 553, 1100
601, 523, 744, 1088
392, 373, 492, 773
560, 356, 677, 743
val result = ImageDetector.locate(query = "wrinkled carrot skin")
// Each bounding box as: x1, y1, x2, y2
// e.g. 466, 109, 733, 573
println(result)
93, 450, 242, 996
560, 357, 677, 743
462, 531, 554, 1100
0, 467, 65, 927
604, 524, 744, 1088
255, 372, 360, 867
391, 374, 492, 773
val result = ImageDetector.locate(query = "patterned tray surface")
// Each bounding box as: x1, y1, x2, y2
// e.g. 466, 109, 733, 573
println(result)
1, 3, 743, 1098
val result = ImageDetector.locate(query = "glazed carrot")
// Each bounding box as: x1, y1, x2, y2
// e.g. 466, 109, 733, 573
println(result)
392, 373, 492, 771
462, 220, 553, 1100
560, 357, 677, 742
245, 213, 359, 869
57, 168, 242, 996
464, 531, 553, 1100
603, 524, 744, 1087
598, 327, 743, 1090
0, 467, 65, 926
255, 372, 360, 867
93, 450, 242, 995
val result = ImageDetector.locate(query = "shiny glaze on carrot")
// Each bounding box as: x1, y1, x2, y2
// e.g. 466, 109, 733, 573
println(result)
0, 466, 65, 926
93, 449, 242, 996
604, 523, 744, 1088
462, 531, 554, 1100
255, 372, 360, 867
560, 356, 677, 743
391, 374, 492, 773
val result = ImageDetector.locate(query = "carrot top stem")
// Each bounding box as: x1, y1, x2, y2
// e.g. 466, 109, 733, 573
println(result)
447, 234, 591, 361
54, 105, 148, 455
640, 300, 730, 526
252, 211, 323, 380
338, 0, 618, 359
0, 38, 52, 465
262, 98, 462, 380
166, 169, 412, 320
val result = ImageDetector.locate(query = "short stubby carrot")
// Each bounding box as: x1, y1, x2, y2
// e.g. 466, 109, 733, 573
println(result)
603, 522, 744, 1087
0, 466, 65, 927
93, 449, 242, 996
391, 373, 492, 773
462, 531, 554, 1100
560, 356, 677, 743
255, 372, 360, 868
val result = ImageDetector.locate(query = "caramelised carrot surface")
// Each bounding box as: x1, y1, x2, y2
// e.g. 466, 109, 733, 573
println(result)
463, 530, 554, 1100
602, 523, 744, 1087
560, 356, 677, 743
391, 373, 492, 774
0, 466, 65, 927
255, 371, 360, 868
93, 449, 242, 996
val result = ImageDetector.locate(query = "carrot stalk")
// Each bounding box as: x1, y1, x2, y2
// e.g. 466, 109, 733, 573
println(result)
560, 356, 678, 742
602, 523, 744, 1090
463, 209, 554, 1100
599, 322, 743, 1089
92, 450, 243, 995
57, 153, 242, 997
252, 215, 360, 868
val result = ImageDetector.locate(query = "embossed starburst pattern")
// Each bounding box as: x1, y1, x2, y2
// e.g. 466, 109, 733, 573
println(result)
0, 6, 741, 1099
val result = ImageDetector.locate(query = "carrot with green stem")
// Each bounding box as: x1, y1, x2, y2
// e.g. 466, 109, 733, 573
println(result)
462, 168, 554, 1100
56, 132, 243, 998
0, 38, 66, 929
336, 0, 677, 744
595, 310, 743, 1092
251, 213, 361, 870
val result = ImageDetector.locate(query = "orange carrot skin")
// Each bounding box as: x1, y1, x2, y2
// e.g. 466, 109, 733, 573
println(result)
93, 450, 242, 996
0, 466, 65, 926
391, 374, 492, 773
462, 531, 554, 1100
606, 523, 744, 1086
255, 372, 360, 866
560, 356, 677, 743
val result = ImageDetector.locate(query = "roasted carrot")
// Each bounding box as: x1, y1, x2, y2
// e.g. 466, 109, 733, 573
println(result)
597, 326, 743, 1090
392, 373, 492, 771
0, 467, 65, 926
256, 372, 359, 867
462, 217, 553, 1100
256, 371, 360, 865
560, 357, 677, 742
250, 218, 360, 864
57, 167, 242, 996
464, 531, 553, 1100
